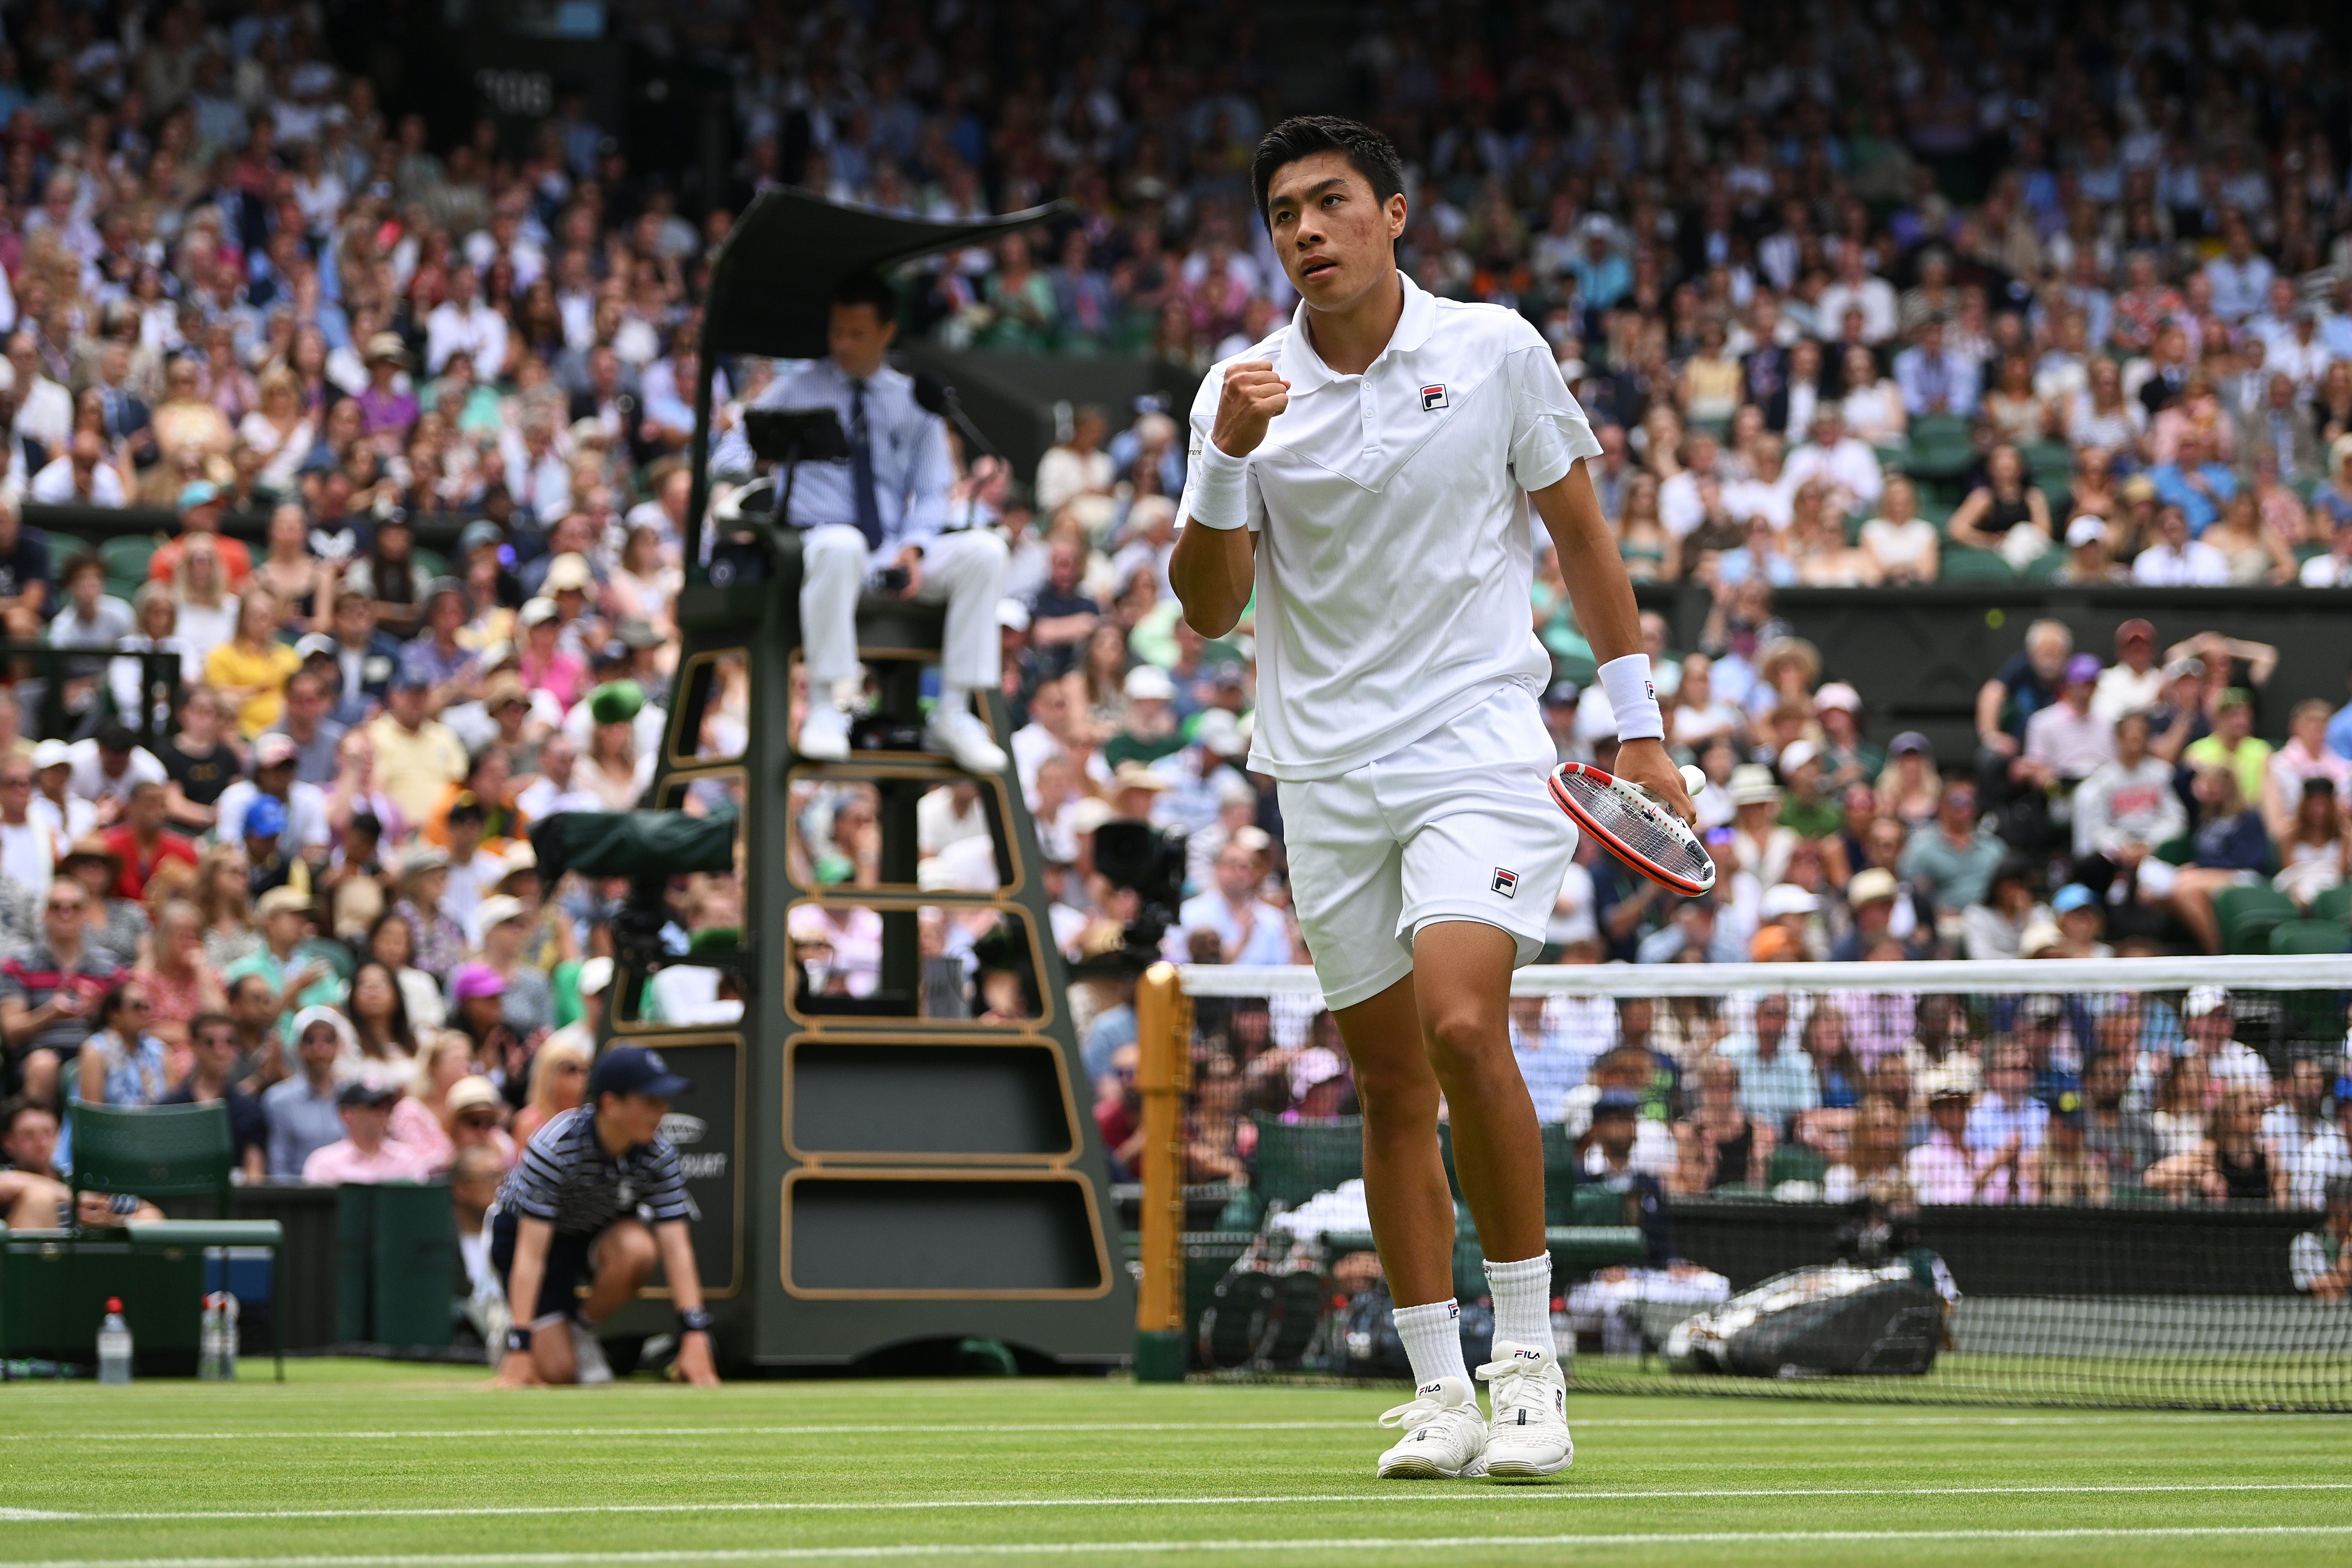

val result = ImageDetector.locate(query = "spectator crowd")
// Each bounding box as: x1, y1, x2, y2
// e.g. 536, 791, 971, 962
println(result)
0, 0, 2344, 1319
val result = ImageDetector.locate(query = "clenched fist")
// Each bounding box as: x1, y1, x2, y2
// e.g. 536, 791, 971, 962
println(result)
1209, 360, 1289, 457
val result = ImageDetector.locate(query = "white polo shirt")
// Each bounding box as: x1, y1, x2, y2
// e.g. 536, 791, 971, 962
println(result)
1180, 272, 1599, 781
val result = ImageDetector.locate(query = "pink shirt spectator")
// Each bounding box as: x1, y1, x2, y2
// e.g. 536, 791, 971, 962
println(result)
301, 1137, 438, 1185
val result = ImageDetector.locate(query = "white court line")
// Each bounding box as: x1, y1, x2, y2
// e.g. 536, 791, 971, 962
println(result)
2, 1411, 2323, 1443
9, 1525, 2352, 1567
11, 1480, 2352, 1524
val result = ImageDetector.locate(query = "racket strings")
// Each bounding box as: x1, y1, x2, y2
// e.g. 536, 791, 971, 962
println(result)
1552, 767, 1715, 893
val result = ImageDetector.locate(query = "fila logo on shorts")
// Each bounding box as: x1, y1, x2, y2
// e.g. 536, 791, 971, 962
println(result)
1491, 868, 1519, 898
1420, 383, 1448, 411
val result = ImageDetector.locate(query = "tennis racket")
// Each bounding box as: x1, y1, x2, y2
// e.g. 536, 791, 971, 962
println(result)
1548, 761, 1715, 897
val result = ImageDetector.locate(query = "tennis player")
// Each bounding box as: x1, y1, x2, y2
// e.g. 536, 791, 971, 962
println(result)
1169, 117, 1693, 1480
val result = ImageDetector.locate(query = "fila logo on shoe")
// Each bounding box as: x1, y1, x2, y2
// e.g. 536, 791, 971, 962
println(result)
1420, 384, 1449, 411
1491, 868, 1519, 898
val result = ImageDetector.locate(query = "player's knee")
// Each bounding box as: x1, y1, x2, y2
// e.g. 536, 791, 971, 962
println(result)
1422, 1007, 1506, 1081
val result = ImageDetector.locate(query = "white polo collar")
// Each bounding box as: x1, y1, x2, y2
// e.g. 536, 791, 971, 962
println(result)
1277, 270, 1437, 392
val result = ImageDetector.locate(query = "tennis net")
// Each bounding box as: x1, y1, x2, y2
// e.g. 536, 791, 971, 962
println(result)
1128, 955, 2352, 1410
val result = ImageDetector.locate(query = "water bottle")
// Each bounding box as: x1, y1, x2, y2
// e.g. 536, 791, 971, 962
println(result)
96, 1298, 133, 1386
198, 1293, 239, 1382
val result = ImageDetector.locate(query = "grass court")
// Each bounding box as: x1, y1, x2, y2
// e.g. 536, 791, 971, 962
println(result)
3, 1358, 2350, 1566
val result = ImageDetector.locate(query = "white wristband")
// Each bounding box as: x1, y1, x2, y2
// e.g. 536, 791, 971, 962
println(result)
1598, 654, 1665, 742
1186, 440, 1250, 531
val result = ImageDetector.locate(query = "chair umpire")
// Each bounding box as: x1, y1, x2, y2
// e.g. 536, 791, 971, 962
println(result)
723, 271, 1011, 774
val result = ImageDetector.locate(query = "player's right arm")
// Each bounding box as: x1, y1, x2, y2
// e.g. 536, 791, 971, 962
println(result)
1170, 360, 1284, 638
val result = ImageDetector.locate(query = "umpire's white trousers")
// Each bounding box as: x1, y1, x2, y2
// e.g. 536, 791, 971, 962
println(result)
801, 525, 1009, 692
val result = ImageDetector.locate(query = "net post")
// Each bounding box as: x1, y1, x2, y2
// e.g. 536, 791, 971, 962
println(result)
1133, 960, 1192, 1381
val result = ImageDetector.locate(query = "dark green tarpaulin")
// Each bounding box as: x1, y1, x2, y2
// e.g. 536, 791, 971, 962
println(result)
530, 809, 739, 885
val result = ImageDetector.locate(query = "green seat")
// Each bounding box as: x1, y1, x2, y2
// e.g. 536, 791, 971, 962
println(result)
2309, 885, 2352, 925
69, 1101, 284, 1379
1939, 546, 2016, 583
1545, 1224, 1648, 1274
295, 936, 356, 985
2018, 547, 2066, 583
1765, 1144, 1830, 1188
2152, 835, 2194, 867
99, 533, 161, 588
1904, 414, 1976, 479
411, 546, 451, 582
1249, 1113, 1362, 1213
1567, 1184, 1629, 1227
2021, 441, 2074, 493
2270, 919, 2352, 956
2213, 885, 2299, 955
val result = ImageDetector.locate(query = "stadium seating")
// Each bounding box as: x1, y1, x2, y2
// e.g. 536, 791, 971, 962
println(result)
2269, 919, 2352, 956
99, 534, 160, 599
1938, 546, 2015, 583
64, 1101, 285, 1378
1902, 415, 1976, 482
2213, 885, 2299, 954
2309, 884, 2352, 925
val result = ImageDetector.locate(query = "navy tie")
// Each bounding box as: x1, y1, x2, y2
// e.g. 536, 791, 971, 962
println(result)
849, 378, 884, 551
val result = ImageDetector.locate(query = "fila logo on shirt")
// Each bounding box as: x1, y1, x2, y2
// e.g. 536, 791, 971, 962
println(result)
1420, 383, 1449, 411
1491, 868, 1520, 898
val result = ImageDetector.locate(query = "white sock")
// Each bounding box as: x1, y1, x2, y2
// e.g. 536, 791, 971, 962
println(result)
1484, 1253, 1556, 1355
938, 683, 973, 720
1392, 1299, 1469, 1389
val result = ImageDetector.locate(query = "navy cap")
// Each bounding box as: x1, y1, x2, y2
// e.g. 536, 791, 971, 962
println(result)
589, 1046, 691, 1101
1592, 1087, 1644, 1116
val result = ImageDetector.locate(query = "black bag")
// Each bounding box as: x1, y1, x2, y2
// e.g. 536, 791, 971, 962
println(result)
1335, 1282, 1496, 1380
1195, 1238, 1333, 1371
1667, 1263, 1947, 1379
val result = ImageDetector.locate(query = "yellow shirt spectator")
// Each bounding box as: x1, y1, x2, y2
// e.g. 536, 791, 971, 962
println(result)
202, 590, 303, 738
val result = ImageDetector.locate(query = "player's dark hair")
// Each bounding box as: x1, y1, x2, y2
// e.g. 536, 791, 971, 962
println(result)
830, 270, 899, 321
1249, 116, 1405, 229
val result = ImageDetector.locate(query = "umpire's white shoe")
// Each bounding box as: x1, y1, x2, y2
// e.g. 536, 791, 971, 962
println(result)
1375, 1376, 1488, 1478
798, 704, 852, 762
1478, 1341, 1572, 1480
925, 708, 1008, 774
569, 1319, 614, 1386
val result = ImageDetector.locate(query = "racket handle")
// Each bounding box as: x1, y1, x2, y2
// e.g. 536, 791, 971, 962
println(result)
1679, 764, 1707, 797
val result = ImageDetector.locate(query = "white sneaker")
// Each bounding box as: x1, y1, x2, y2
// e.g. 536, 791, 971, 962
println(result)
925, 708, 1008, 774
798, 703, 852, 762
1477, 1340, 1572, 1480
1374, 1376, 1488, 1479
569, 1319, 614, 1386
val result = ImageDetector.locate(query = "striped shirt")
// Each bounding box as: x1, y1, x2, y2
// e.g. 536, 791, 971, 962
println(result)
495, 1106, 690, 1236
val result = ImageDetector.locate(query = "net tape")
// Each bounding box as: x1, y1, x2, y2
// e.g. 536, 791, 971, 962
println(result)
1179, 954, 2352, 1000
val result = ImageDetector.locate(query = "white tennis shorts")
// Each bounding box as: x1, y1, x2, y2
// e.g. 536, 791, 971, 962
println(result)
1277, 684, 1578, 1011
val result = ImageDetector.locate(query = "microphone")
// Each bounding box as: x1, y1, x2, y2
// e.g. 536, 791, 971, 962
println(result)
911, 370, 1003, 463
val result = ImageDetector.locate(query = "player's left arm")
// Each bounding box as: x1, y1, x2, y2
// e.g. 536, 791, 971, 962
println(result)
654, 1218, 722, 1386
1529, 461, 1695, 825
